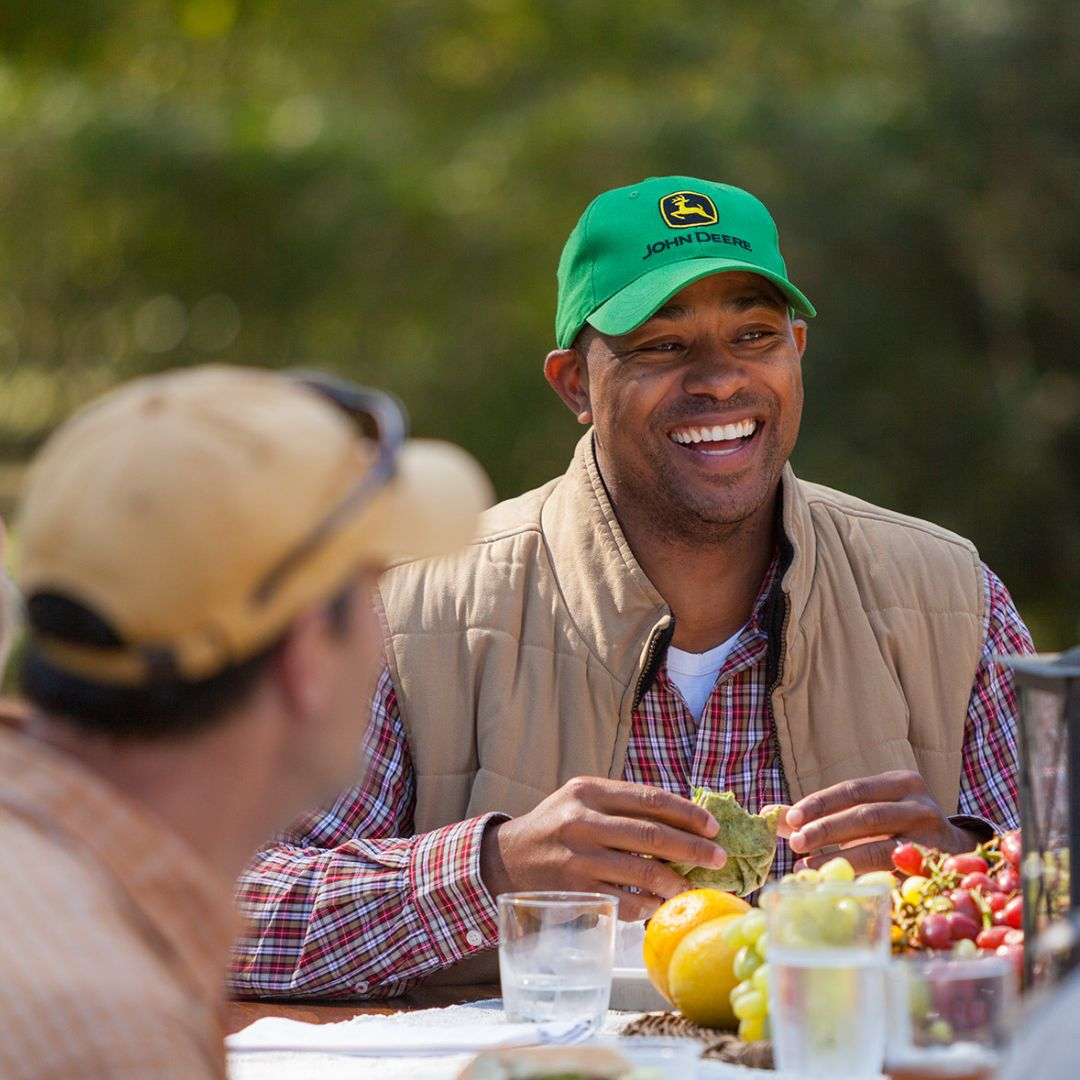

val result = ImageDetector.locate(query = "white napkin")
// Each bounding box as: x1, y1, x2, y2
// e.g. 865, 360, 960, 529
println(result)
226, 1016, 587, 1056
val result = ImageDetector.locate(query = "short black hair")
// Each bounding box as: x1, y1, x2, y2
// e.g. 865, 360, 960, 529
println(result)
21, 589, 354, 740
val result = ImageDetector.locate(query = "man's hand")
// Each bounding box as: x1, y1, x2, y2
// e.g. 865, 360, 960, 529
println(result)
479, 777, 726, 921
778, 770, 979, 874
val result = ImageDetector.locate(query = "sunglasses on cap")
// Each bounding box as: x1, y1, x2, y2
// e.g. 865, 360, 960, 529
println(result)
251, 370, 407, 604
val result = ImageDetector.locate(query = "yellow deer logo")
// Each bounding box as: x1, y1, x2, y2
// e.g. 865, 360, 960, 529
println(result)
660, 191, 718, 228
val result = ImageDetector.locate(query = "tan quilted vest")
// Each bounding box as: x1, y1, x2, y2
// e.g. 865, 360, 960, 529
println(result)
376, 433, 984, 978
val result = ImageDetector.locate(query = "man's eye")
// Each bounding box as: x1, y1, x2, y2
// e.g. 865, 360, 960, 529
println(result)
635, 340, 682, 355
738, 329, 775, 343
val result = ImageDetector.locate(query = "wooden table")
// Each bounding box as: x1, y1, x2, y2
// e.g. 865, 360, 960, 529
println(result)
226, 984, 500, 1035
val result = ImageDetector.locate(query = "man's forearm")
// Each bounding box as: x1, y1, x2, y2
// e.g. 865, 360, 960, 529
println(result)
229, 814, 503, 999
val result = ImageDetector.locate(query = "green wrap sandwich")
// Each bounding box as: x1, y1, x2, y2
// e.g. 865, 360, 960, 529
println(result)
668, 788, 783, 896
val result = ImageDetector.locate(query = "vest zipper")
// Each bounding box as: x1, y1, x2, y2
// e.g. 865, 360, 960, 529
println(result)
633, 615, 674, 710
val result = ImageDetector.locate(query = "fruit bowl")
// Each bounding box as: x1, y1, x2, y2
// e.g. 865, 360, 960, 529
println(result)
609, 967, 669, 1012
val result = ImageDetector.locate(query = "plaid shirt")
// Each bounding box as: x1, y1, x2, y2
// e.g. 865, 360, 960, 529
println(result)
231, 561, 1031, 1000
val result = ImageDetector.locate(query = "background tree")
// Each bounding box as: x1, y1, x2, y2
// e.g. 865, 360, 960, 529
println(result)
0, 0, 1076, 647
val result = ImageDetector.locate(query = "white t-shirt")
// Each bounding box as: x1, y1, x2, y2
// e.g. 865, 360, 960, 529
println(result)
666, 628, 744, 722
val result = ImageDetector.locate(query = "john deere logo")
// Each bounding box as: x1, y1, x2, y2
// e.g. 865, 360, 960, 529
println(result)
660, 191, 718, 229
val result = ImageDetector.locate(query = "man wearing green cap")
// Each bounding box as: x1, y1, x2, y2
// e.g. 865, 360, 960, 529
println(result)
233, 177, 1032, 998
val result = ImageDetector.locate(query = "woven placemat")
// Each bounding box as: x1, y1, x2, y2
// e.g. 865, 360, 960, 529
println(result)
618, 1012, 774, 1069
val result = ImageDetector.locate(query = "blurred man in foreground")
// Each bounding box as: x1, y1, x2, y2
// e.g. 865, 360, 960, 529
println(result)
233, 177, 1032, 999
0, 519, 16, 674
0, 365, 489, 1078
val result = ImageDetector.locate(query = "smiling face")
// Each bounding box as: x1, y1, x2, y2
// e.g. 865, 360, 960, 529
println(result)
547, 271, 807, 537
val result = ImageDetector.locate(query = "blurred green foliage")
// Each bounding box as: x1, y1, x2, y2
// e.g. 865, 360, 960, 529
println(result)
0, 0, 1077, 647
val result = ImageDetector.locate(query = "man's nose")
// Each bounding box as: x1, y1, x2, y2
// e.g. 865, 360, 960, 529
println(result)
680, 343, 751, 399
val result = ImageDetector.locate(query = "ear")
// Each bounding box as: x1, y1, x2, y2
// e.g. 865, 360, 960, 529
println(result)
273, 607, 334, 727
791, 319, 808, 361
544, 348, 593, 425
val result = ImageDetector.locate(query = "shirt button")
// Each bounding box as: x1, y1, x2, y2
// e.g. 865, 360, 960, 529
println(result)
354, 980, 369, 994
465, 929, 484, 948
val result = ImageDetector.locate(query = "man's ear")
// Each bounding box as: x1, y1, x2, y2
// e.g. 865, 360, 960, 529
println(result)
791, 319, 808, 360
544, 348, 593, 425
273, 607, 333, 726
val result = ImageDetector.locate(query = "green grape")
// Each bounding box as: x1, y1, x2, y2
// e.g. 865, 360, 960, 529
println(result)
738, 1016, 765, 1042
856, 871, 898, 890
900, 875, 929, 905
740, 909, 767, 945
730, 979, 755, 1005
734, 944, 763, 981
819, 856, 856, 882
721, 917, 748, 949
793, 867, 823, 885
754, 931, 769, 959
929, 1018, 954, 1044
751, 963, 770, 994
733, 989, 767, 1021
822, 896, 862, 945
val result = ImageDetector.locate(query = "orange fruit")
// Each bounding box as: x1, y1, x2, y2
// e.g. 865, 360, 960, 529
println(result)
667, 914, 744, 1028
643, 889, 751, 1002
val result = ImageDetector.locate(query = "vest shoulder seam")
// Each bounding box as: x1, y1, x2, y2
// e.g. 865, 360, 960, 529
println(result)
800, 485, 979, 554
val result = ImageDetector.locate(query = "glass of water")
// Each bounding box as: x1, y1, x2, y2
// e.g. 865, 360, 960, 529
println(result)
498, 891, 617, 1032
764, 880, 892, 1078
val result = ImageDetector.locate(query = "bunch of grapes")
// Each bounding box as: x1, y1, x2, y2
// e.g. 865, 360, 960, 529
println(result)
890, 829, 1023, 973
721, 906, 770, 1043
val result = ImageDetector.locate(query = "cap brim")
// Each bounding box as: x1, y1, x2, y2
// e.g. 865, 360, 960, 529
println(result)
352, 439, 495, 567
587, 257, 816, 338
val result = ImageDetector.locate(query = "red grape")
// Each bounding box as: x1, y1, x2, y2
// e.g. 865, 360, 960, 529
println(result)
892, 842, 926, 877
987, 892, 1009, 913
996, 866, 1020, 894
1001, 831, 1021, 869
1004, 896, 1024, 930
919, 914, 953, 950
947, 889, 980, 923
996, 943, 1024, 980
946, 912, 981, 942
976, 926, 1009, 949
961, 872, 1000, 893
992, 909, 1010, 926
1003, 928, 1025, 946
944, 854, 989, 876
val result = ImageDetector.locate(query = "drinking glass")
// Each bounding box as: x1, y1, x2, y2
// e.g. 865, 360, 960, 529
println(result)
764, 880, 892, 1078
497, 891, 617, 1032
884, 955, 1013, 1080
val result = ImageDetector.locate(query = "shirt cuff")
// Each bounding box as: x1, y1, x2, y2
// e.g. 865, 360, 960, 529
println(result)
948, 813, 999, 845
410, 812, 508, 967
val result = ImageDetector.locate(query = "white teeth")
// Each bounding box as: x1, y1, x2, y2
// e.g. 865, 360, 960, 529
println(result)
670, 419, 757, 445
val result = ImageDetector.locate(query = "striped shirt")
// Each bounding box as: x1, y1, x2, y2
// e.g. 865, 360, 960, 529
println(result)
231, 562, 1031, 1000
0, 709, 234, 1079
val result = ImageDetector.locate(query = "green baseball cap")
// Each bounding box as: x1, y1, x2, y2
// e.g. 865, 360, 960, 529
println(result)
555, 176, 815, 348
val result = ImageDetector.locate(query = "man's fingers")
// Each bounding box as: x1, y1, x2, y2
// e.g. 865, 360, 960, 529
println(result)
595, 814, 727, 869
795, 838, 897, 875
785, 771, 924, 830
576, 778, 719, 838
772, 805, 795, 839
611, 888, 663, 923
589, 849, 699, 901
789, 800, 926, 854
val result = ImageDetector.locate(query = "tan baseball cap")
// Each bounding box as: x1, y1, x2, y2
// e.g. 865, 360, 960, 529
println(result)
17, 364, 493, 687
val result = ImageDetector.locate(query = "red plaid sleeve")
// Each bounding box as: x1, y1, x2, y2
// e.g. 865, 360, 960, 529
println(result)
229, 667, 501, 1000
955, 564, 1035, 830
